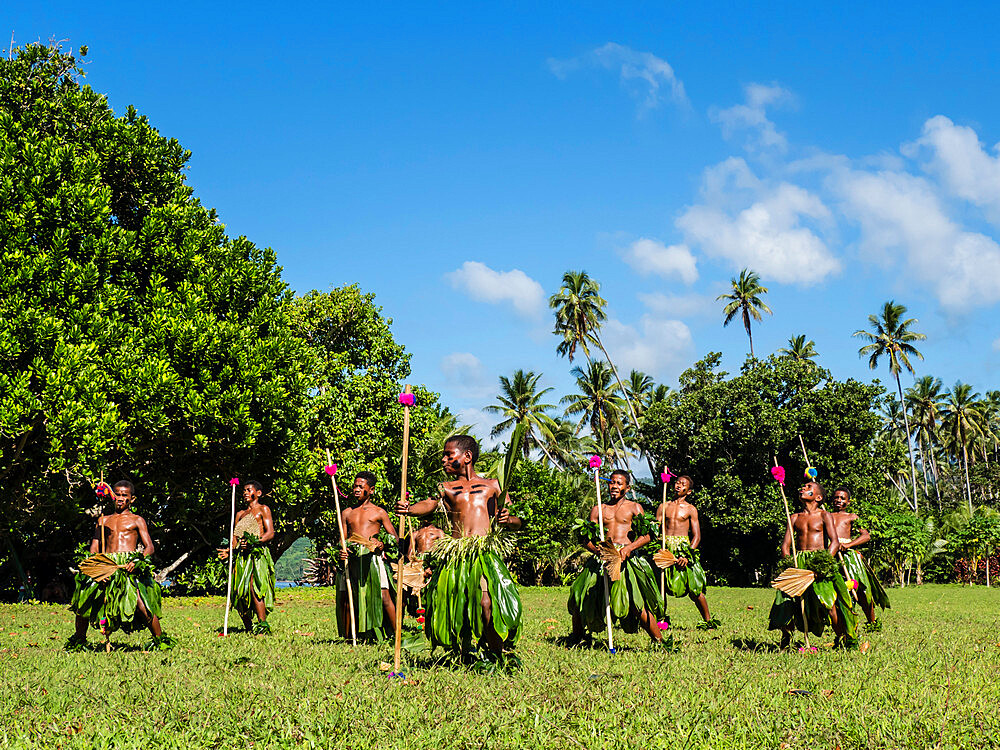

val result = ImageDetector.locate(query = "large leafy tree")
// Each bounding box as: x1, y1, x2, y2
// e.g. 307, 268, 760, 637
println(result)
0, 44, 316, 588
853, 300, 926, 511
716, 268, 772, 358
641, 354, 902, 584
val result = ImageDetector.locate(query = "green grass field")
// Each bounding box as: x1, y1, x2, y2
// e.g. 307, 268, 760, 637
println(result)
2, 585, 999, 749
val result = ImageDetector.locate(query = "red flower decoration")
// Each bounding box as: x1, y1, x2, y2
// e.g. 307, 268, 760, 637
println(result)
589, 455, 602, 469
661, 471, 673, 483
398, 392, 416, 406
770, 466, 785, 486
324, 464, 337, 476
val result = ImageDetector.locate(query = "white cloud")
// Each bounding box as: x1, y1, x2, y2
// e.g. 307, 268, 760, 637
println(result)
676, 165, 839, 284
622, 238, 698, 284
638, 291, 715, 318
548, 42, 688, 112
440, 352, 493, 400
454, 407, 495, 448
445, 261, 545, 317
601, 316, 693, 378
994, 337, 1000, 352
710, 83, 793, 152
911, 115, 1000, 221
831, 167, 1000, 310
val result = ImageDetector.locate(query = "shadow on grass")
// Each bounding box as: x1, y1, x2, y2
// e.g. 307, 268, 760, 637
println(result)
729, 637, 781, 653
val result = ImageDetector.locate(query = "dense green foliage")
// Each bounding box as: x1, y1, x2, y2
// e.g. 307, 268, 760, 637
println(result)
3, 586, 1000, 749
274, 537, 312, 581
641, 353, 904, 584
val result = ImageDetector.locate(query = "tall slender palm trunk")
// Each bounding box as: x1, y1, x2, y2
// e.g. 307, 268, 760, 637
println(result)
963, 443, 973, 514
895, 373, 920, 511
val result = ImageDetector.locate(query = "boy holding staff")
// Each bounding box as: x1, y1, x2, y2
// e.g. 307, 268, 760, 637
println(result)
396, 435, 523, 666
830, 487, 890, 628
219, 479, 276, 634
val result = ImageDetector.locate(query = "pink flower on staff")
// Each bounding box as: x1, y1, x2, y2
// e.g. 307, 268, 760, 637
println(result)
589, 455, 602, 469
324, 464, 337, 476
770, 466, 785, 486
657, 621, 670, 630
398, 392, 415, 406
846, 579, 858, 591
229, 478, 240, 486
661, 470, 673, 483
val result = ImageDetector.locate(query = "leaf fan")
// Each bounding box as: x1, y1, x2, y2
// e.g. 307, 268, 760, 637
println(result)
771, 567, 816, 597
78, 554, 127, 583
652, 548, 677, 569
234, 514, 263, 541
596, 540, 623, 582
347, 533, 379, 552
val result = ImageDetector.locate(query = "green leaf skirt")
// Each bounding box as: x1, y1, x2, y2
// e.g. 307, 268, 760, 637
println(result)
569, 553, 665, 634
70, 552, 163, 634
661, 537, 708, 598
424, 548, 522, 654
768, 550, 858, 640
840, 549, 890, 611
231, 545, 275, 620
335, 547, 395, 641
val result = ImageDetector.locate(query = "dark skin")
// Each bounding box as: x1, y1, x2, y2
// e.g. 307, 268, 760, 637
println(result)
569, 473, 661, 643
338, 477, 400, 631
654, 476, 713, 623
218, 484, 275, 630
396, 440, 521, 655
779, 482, 845, 643
830, 490, 877, 624
74, 483, 161, 641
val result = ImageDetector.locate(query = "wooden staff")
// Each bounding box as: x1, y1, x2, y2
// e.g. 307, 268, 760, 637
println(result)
326, 449, 357, 646
223, 478, 238, 637
773, 457, 809, 647
592, 458, 615, 653
393, 385, 413, 673
659, 466, 669, 600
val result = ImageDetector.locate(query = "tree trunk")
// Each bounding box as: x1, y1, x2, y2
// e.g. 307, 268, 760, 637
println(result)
593, 334, 640, 432
895, 374, 920, 512
155, 545, 205, 583
963, 444, 973, 514
745, 309, 755, 359
929, 441, 943, 512
916, 438, 930, 510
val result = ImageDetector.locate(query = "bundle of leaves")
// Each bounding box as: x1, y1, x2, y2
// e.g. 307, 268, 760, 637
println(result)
775, 550, 839, 582
571, 518, 600, 545
426, 528, 515, 564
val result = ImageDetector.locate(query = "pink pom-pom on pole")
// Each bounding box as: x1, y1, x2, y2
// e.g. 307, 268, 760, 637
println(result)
324, 464, 337, 476
661, 470, 673, 483
589, 455, 602, 469
770, 466, 785, 486
229, 477, 240, 486
398, 392, 415, 406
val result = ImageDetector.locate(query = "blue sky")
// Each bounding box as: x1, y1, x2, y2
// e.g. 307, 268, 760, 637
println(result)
10, 2, 1000, 447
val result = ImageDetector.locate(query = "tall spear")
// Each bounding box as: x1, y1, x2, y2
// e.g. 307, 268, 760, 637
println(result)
325, 451, 356, 646
223, 477, 239, 637
659, 466, 671, 600
590, 455, 615, 654
393, 385, 415, 674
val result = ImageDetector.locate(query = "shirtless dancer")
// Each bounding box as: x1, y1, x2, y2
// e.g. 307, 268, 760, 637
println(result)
219, 480, 275, 633
67, 481, 170, 649
336, 471, 400, 641
769, 481, 857, 648
567, 470, 664, 645
830, 486, 890, 628
654, 475, 717, 628
396, 435, 522, 664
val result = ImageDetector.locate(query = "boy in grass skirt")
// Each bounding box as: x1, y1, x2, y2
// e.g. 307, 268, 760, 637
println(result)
567, 470, 666, 646
654, 475, 718, 629
219, 479, 276, 634
67, 481, 172, 650
830, 486, 890, 630
768, 481, 858, 648
396, 435, 523, 667
336, 471, 400, 642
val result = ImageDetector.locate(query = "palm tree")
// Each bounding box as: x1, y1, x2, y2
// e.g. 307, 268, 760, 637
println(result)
716, 268, 772, 358
549, 270, 641, 432
906, 375, 945, 509
854, 300, 926, 511
484, 369, 557, 462
560, 360, 628, 465
538, 416, 589, 469
778, 335, 819, 364
941, 382, 986, 513
624, 370, 655, 418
